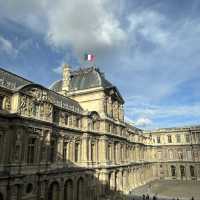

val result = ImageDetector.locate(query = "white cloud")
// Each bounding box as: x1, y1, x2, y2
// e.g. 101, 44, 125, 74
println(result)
46, 0, 126, 54
53, 66, 62, 74
128, 10, 170, 47
125, 94, 200, 129
0, 0, 126, 56
0, 36, 17, 56
135, 117, 152, 127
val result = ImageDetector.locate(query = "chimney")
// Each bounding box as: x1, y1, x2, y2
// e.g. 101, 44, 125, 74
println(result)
62, 63, 71, 95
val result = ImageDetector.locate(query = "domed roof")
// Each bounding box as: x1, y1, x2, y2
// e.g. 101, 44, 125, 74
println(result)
50, 67, 113, 92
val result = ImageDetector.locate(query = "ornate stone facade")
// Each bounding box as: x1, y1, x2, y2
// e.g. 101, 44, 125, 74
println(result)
0, 66, 199, 200
147, 127, 200, 181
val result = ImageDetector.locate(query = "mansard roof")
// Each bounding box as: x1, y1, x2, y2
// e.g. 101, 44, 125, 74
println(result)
50, 66, 124, 103
0, 67, 83, 113
125, 122, 142, 133
0, 67, 32, 90
50, 67, 113, 91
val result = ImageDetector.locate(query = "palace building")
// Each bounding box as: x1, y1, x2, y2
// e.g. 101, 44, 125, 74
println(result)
0, 64, 199, 200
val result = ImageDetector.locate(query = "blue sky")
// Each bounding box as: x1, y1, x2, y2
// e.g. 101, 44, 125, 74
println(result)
0, 0, 200, 129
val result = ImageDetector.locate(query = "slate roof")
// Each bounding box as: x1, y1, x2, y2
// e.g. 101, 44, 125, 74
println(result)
0, 67, 32, 90
50, 67, 113, 92
0, 67, 83, 113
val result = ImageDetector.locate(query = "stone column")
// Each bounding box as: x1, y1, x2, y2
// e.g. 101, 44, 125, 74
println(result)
57, 137, 63, 162
116, 170, 123, 192
81, 133, 89, 166
133, 169, 137, 188
95, 140, 99, 165
110, 172, 115, 191
99, 136, 108, 165
122, 170, 128, 193
99, 170, 109, 195
116, 143, 121, 164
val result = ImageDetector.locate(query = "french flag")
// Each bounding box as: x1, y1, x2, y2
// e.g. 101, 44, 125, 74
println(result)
84, 53, 95, 61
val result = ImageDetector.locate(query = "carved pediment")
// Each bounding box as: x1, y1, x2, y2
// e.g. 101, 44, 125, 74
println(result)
21, 85, 52, 103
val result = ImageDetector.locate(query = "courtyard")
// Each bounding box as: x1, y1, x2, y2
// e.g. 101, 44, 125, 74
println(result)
130, 180, 200, 200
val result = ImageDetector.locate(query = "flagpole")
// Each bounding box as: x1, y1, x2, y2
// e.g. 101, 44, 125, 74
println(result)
92, 54, 96, 68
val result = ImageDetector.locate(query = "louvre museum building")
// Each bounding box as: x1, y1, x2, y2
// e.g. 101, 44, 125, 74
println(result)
0, 64, 199, 200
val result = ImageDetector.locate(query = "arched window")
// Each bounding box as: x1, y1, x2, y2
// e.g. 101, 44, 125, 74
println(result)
190, 165, 195, 177
180, 165, 185, 177
48, 182, 59, 200
77, 177, 84, 200
171, 165, 176, 177
64, 179, 73, 200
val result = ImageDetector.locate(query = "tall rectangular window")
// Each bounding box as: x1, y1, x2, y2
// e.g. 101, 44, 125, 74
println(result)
27, 137, 36, 164
76, 117, 81, 128
91, 143, 95, 162
50, 139, 56, 162
168, 135, 172, 143
114, 143, 117, 162
157, 136, 161, 143
65, 114, 69, 125
108, 144, 111, 161
186, 134, 190, 143
176, 134, 181, 143
63, 142, 67, 161
75, 143, 79, 162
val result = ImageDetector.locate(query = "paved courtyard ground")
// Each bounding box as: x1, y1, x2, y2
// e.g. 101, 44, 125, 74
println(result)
130, 180, 200, 200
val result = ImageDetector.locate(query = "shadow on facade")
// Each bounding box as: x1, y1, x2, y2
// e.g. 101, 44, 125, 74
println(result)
0, 117, 150, 200
1, 154, 136, 200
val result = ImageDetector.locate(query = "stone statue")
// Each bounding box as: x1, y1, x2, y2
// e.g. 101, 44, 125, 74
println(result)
46, 104, 53, 118
28, 99, 34, 116
3, 96, 11, 111
60, 111, 65, 124
19, 95, 28, 114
